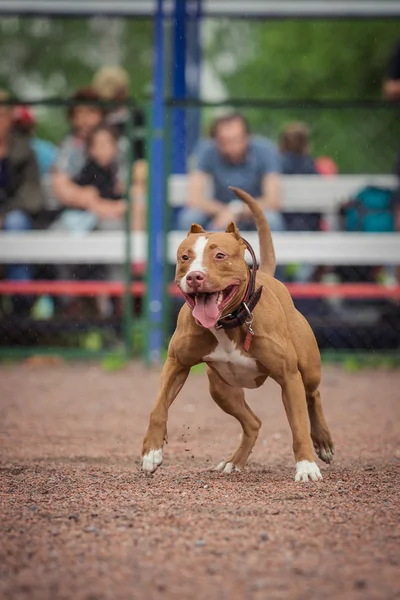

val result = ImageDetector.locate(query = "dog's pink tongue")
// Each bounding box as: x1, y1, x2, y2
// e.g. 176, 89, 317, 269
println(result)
192, 293, 220, 328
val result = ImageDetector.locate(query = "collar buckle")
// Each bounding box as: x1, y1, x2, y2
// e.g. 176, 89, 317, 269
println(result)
242, 301, 254, 326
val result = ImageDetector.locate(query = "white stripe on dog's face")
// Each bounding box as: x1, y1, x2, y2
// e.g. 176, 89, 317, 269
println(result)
180, 235, 208, 293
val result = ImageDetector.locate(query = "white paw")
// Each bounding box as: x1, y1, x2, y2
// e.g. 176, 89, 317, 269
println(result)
295, 460, 322, 483
142, 449, 163, 473
215, 461, 241, 474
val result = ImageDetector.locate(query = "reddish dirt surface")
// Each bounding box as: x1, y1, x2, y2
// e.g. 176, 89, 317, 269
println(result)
1, 363, 400, 600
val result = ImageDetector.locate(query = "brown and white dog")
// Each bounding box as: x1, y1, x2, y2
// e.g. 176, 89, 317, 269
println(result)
141, 187, 334, 482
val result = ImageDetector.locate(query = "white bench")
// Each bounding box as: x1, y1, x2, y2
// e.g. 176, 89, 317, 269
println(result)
0, 231, 399, 266
43, 174, 399, 212
168, 174, 398, 216
1, 174, 398, 267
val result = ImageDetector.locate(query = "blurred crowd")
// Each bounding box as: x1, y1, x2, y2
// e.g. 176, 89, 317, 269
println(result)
1, 50, 400, 301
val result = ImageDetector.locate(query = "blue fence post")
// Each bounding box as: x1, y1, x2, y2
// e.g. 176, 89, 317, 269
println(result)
186, 0, 202, 157
172, 0, 187, 174
146, 0, 166, 364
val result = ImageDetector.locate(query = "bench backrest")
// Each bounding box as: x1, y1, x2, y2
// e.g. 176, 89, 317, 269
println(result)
168, 174, 398, 212
1, 231, 399, 266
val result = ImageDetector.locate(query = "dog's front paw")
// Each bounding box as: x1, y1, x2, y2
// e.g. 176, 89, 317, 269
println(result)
295, 460, 322, 483
142, 448, 163, 474
215, 460, 241, 474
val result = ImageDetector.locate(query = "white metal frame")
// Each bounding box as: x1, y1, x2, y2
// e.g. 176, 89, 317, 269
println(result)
1, 231, 399, 266
168, 174, 398, 211
2, 0, 400, 17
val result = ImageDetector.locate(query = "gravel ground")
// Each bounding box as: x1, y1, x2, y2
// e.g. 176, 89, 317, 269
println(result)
1, 362, 400, 600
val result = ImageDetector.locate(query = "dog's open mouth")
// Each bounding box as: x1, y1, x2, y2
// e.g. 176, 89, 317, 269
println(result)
183, 284, 239, 329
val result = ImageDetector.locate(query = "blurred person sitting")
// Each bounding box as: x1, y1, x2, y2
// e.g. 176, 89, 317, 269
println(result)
50, 89, 130, 319
92, 66, 146, 230
179, 113, 284, 232
279, 122, 321, 285
382, 40, 400, 231
382, 38, 400, 282
51, 87, 126, 229
279, 121, 322, 233
314, 156, 338, 177
12, 105, 57, 177
280, 122, 338, 178
0, 90, 45, 285
92, 65, 146, 161
74, 124, 124, 202
279, 122, 317, 175
382, 38, 400, 101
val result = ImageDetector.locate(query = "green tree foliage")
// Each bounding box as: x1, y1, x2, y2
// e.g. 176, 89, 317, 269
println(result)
0, 16, 399, 172
205, 19, 400, 172
0, 17, 153, 143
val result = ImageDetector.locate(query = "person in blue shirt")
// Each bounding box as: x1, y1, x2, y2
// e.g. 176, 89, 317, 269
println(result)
12, 105, 57, 176
179, 113, 284, 232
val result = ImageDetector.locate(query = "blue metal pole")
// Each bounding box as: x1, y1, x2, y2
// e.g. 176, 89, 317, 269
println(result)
172, 0, 187, 174
186, 0, 202, 157
147, 0, 166, 364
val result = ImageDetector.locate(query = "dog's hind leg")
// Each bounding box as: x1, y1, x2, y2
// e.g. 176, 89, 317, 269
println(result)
141, 357, 190, 473
306, 388, 334, 464
292, 311, 334, 466
301, 365, 335, 465
207, 366, 261, 473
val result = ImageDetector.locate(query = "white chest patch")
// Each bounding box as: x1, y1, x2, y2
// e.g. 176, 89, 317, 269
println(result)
203, 328, 261, 389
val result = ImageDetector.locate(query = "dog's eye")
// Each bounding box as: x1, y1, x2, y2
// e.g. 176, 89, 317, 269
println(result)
215, 252, 227, 260
181, 254, 189, 261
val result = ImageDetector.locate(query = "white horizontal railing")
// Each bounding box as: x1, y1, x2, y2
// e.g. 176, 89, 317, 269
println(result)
168, 174, 398, 211
1, 231, 399, 265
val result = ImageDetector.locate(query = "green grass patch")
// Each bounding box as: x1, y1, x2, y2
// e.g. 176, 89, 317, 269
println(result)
322, 351, 400, 371
101, 353, 128, 372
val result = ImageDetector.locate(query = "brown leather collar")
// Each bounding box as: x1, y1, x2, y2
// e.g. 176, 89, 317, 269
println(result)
216, 237, 263, 331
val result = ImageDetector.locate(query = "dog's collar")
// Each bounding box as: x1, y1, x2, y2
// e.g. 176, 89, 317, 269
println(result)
215, 237, 263, 332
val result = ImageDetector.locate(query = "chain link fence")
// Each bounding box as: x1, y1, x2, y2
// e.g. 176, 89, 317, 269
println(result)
0, 99, 399, 358
165, 102, 400, 355
0, 99, 146, 359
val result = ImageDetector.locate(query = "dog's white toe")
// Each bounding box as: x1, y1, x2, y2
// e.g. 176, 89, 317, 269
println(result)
215, 461, 241, 474
142, 448, 163, 473
223, 462, 241, 474
215, 461, 226, 472
295, 460, 322, 482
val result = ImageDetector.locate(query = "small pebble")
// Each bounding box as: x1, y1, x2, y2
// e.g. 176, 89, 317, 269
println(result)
83, 526, 99, 534
260, 532, 269, 541
195, 539, 206, 547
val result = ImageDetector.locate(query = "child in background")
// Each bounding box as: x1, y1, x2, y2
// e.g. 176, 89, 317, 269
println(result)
70, 124, 126, 318
279, 122, 317, 175
74, 124, 124, 201
279, 122, 319, 285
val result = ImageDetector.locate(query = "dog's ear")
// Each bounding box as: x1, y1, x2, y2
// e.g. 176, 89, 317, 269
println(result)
187, 223, 206, 236
225, 221, 241, 240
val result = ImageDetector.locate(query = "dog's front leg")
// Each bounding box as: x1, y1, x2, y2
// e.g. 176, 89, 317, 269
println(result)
141, 356, 190, 473
280, 369, 322, 483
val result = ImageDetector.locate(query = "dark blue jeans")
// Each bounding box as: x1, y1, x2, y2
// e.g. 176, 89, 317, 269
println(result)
2, 210, 32, 280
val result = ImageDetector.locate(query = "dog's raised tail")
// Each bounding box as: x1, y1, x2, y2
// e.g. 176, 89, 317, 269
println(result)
229, 186, 276, 276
